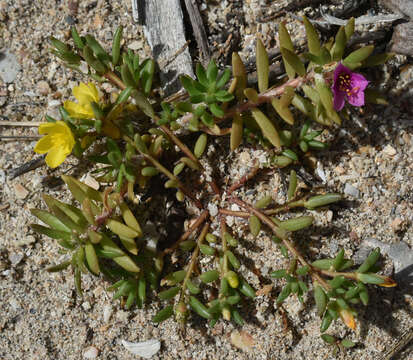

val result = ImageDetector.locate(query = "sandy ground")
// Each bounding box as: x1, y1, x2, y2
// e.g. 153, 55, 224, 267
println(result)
0, 1, 412, 359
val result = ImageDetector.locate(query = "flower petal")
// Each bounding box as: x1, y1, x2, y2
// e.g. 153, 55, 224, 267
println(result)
347, 91, 365, 107
45, 145, 70, 168
333, 91, 346, 111
34, 135, 53, 154
64, 100, 94, 119
350, 73, 369, 91
73, 82, 99, 106
333, 63, 352, 84
38, 122, 64, 135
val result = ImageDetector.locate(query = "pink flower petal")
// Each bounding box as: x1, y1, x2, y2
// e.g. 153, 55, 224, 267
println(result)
333, 91, 346, 111
350, 73, 369, 91
347, 91, 365, 107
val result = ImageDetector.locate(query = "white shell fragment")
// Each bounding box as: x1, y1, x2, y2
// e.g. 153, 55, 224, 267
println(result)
121, 339, 161, 358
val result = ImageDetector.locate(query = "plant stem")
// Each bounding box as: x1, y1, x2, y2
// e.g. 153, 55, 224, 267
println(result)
124, 135, 203, 209
229, 196, 330, 290
220, 216, 229, 273
162, 210, 209, 256
264, 199, 306, 215
318, 269, 358, 281
180, 222, 210, 297
227, 161, 259, 195
103, 70, 202, 168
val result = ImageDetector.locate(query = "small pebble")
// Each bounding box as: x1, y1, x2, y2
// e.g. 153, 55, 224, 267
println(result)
382, 144, 397, 156
9, 252, 24, 266
82, 301, 91, 311
13, 183, 29, 200
37, 80, 51, 95
16, 235, 36, 247
83, 346, 99, 359
103, 304, 113, 323
128, 40, 142, 50
344, 183, 360, 198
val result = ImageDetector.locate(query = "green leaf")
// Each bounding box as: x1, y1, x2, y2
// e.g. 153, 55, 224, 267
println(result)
238, 277, 256, 298
85, 35, 110, 63
276, 283, 292, 304
46, 261, 71, 272
232, 52, 247, 100
140, 59, 155, 95
200, 270, 220, 283
225, 250, 240, 270
30, 209, 71, 232
328, 276, 346, 289
256, 38, 269, 92
321, 334, 336, 344
287, 169, 297, 201
357, 248, 381, 273
209, 103, 225, 118
230, 113, 243, 151
232, 309, 244, 326
331, 26, 346, 61
243, 88, 259, 104
153, 305, 174, 323
341, 339, 356, 348
292, 94, 316, 121
333, 249, 345, 271
250, 108, 281, 148
271, 269, 287, 278
320, 313, 333, 332
85, 242, 100, 275
179, 240, 196, 251
186, 280, 201, 295
106, 219, 140, 239
112, 25, 123, 65
312, 259, 333, 270
71, 27, 84, 50
279, 22, 296, 79
158, 286, 180, 300
303, 16, 321, 55
194, 133, 207, 158
132, 89, 155, 119
100, 234, 140, 272
189, 296, 213, 319
255, 195, 272, 209
296, 266, 309, 276
279, 216, 313, 232
206, 60, 218, 82
30, 223, 72, 241
199, 244, 215, 256
249, 215, 261, 237
308, 139, 327, 149
280, 48, 305, 76
216, 68, 231, 89
61, 175, 103, 203
196, 63, 209, 86
315, 76, 338, 123
343, 45, 374, 66
43, 194, 88, 229
314, 285, 327, 316
304, 193, 342, 209
345, 18, 355, 40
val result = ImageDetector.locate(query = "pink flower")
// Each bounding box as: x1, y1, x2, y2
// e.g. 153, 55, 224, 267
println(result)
332, 63, 369, 111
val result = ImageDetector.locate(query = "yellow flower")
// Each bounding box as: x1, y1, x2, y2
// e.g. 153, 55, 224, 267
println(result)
64, 82, 120, 139
34, 121, 75, 168
64, 82, 99, 119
